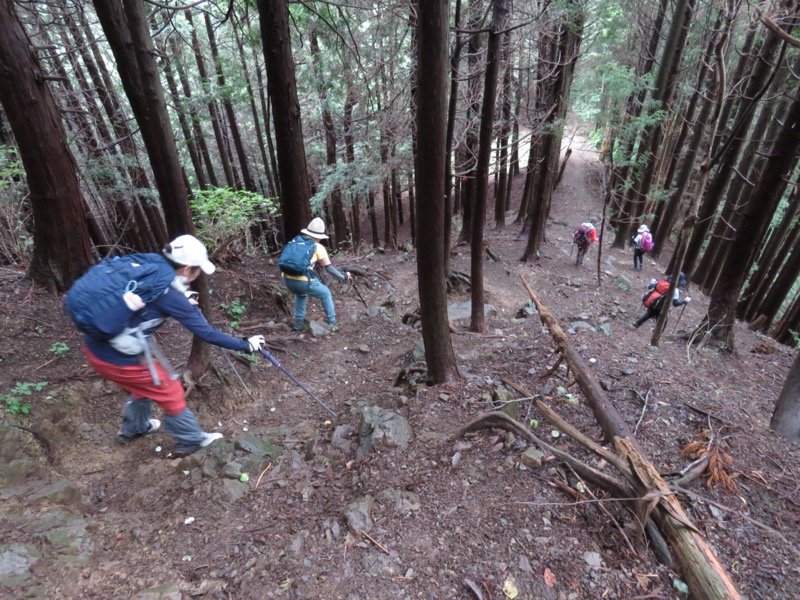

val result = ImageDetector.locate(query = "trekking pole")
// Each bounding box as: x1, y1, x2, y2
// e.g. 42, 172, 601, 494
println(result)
671, 303, 688, 333
219, 348, 256, 402
350, 278, 369, 309
258, 348, 338, 418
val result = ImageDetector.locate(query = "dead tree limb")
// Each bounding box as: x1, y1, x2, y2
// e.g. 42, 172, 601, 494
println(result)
518, 274, 741, 600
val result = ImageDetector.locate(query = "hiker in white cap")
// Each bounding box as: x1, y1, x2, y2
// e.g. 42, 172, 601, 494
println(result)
278, 218, 351, 332
78, 234, 266, 454
631, 224, 653, 271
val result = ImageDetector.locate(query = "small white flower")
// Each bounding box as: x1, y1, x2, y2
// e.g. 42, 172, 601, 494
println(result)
184, 517, 195, 525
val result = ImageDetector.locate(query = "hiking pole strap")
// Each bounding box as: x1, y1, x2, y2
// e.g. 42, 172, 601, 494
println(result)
258, 349, 337, 418
219, 348, 255, 401
350, 279, 369, 308
136, 330, 161, 386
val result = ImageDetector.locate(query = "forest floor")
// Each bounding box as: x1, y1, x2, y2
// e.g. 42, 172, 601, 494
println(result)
1, 135, 799, 600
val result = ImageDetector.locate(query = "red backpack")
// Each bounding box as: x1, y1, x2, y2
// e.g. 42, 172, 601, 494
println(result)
642, 280, 670, 308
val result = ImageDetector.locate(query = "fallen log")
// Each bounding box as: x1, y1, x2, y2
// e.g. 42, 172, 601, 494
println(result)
519, 274, 740, 600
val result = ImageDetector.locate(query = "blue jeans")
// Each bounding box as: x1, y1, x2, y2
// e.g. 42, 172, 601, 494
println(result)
283, 276, 336, 327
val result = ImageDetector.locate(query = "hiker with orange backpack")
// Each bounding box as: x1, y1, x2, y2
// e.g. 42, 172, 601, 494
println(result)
632, 272, 691, 328
631, 224, 654, 271
573, 221, 599, 266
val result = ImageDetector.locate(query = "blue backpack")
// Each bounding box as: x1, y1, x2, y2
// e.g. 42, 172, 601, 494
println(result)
66, 254, 176, 340
278, 235, 316, 276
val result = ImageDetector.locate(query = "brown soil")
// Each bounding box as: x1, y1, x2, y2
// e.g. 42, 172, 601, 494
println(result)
1, 136, 799, 599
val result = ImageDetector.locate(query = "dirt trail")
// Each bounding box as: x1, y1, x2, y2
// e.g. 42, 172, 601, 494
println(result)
0, 133, 798, 599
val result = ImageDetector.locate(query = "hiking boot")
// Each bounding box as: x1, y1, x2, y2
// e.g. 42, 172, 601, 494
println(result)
329, 324, 341, 333
291, 321, 303, 331
200, 432, 224, 448
116, 418, 161, 443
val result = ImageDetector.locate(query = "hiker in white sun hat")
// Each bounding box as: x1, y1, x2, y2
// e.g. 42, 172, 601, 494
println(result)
279, 218, 351, 332
631, 224, 653, 272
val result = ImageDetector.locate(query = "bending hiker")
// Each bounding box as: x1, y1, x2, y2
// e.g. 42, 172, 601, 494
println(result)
279, 217, 351, 331
631, 224, 654, 271
573, 221, 598, 266
68, 235, 266, 454
632, 272, 691, 328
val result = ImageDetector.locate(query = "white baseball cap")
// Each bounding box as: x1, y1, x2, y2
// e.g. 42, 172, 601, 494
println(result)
163, 235, 216, 274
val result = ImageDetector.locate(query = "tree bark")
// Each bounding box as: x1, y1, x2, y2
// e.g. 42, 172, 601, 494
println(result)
0, 0, 92, 290
257, 0, 312, 239
771, 351, 800, 441
415, 0, 459, 383
520, 276, 741, 600
470, 0, 508, 333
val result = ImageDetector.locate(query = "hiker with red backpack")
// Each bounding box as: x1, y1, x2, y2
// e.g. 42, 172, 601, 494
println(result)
68, 235, 266, 454
573, 221, 599, 266
632, 272, 691, 328
631, 224, 654, 271
279, 217, 351, 332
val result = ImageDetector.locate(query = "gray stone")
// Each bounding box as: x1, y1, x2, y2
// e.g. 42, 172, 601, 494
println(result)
221, 462, 243, 479
365, 306, 387, 318
25, 507, 93, 561
518, 555, 534, 574
26, 478, 81, 505
218, 479, 249, 503
614, 276, 632, 292
447, 301, 497, 321
0, 543, 40, 587
621, 368, 634, 376
331, 424, 356, 452
0, 427, 38, 486
599, 323, 612, 337
569, 321, 596, 333
344, 496, 374, 534
234, 434, 278, 458
519, 448, 545, 469
377, 488, 421, 513
583, 551, 603, 568
133, 583, 182, 600
516, 301, 538, 319
309, 321, 329, 337
359, 407, 412, 452
411, 340, 426, 362
362, 551, 400, 576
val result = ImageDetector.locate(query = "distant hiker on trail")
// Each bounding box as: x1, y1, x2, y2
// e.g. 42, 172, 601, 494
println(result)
279, 217, 351, 332
573, 221, 598, 266
632, 272, 691, 328
68, 235, 266, 455
631, 224, 654, 271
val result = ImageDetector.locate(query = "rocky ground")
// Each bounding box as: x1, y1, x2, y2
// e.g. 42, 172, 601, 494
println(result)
1, 137, 799, 599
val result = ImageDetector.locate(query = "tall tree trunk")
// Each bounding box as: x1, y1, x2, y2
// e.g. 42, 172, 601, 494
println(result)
493, 31, 512, 229
172, 35, 219, 188
0, 0, 92, 290
683, 19, 789, 277
309, 31, 348, 248
204, 12, 254, 191
611, 0, 693, 248
253, 45, 281, 200
415, 0, 459, 383
186, 10, 236, 189
257, 0, 312, 238
522, 1, 584, 261
93, 0, 209, 375
701, 85, 800, 349
470, 0, 508, 333
234, 23, 272, 195
444, 0, 463, 271
343, 85, 361, 246
771, 351, 800, 441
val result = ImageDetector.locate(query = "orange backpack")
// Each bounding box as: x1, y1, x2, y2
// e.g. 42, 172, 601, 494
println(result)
642, 280, 670, 308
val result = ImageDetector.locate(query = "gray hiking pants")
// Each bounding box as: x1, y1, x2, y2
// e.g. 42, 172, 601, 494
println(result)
121, 397, 207, 453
